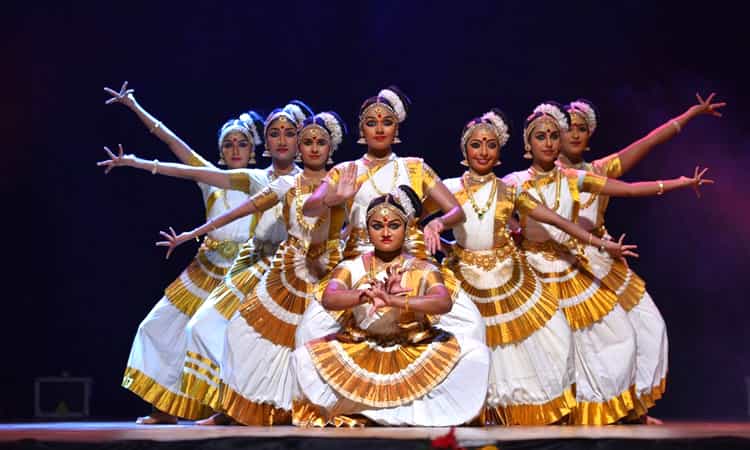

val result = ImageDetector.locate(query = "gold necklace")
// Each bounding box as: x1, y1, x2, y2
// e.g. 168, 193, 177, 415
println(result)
531, 167, 561, 212
461, 172, 497, 220
367, 159, 399, 196
367, 253, 405, 284
295, 174, 322, 232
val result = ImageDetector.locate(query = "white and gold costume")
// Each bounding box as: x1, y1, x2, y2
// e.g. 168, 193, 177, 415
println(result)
294, 254, 490, 426
218, 174, 344, 425
122, 158, 276, 419
441, 175, 575, 425
178, 165, 301, 413
505, 167, 637, 425
562, 155, 668, 416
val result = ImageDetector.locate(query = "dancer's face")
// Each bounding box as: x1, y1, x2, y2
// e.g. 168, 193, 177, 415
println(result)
561, 112, 591, 159
465, 127, 500, 176
367, 206, 406, 253
220, 132, 253, 169
298, 127, 331, 171
265, 118, 299, 165
529, 123, 561, 166
361, 107, 398, 154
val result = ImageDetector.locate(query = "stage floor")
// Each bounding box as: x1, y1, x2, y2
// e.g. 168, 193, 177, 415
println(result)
1, 421, 749, 445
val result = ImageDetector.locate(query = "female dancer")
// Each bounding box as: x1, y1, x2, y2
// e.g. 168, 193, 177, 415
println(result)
300, 87, 483, 344
558, 95, 724, 420
158, 111, 347, 425
438, 109, 637, 425
99, 112, 266, 424
503, 102, 713, 425
177, 103, 311, 424
293, 186, 490, 426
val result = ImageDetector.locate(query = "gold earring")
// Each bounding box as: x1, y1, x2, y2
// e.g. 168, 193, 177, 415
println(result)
494, 160, 502, 166
393, 129, 402, 144
262, 149, 271, 157
248, 151, 256, 165
523, 144, 533, 160
218, 155, 226, 165
460, 151, 468, 166
327, 155, 334, 165
294, 152, 302, 162
357, 128, 366, 144
584, 146, 591, 152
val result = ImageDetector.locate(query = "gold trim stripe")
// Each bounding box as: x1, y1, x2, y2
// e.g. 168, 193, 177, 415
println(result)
306, 334, 461, 408
571, 384, 636, 425
180, 369, 222, 411
479, 386, 576, 425
598, 258, 646, 312
222, 385, 292, 425
122, 367, 212, 420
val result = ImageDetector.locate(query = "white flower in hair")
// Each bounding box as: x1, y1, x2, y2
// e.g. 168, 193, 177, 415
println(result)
378, 88, 407, 123
238, 113, 263, 146
285, 104, 307, 124
481, 111, 510, 147
317, 112, 343, 152
533, 103, 569, 131
569, 101, 597, 134
390, 187, 415, 220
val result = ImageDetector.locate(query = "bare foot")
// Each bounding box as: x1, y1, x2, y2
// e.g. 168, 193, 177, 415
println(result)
645, 415, 664, 425
136, 411, 178, 425
195, 412, 234, 426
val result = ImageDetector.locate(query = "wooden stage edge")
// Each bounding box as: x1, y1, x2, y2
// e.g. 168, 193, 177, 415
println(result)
0, 421, 749, 444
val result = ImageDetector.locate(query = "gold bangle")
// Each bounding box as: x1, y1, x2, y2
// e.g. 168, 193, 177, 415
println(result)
150, 121, 162, 134
194, 234, 200, 242
151, 159, 159, 175
404, 295, 410, 312
670, 119, 681, 133
657, 181, 664, 196
587, 233, 593, 246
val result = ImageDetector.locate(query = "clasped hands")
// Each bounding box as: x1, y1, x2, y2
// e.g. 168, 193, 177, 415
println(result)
361, 265, 411, 316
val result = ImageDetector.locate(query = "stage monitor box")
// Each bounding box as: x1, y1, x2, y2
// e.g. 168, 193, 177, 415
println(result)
34, 376, 92, 418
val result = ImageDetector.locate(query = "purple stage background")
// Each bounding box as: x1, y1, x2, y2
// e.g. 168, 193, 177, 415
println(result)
12, 1, 749, 420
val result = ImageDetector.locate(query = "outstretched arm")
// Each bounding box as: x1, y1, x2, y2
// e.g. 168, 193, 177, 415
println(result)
155, 189, 279, 258
98, 144, 236, 189
593, 166, 714, 198
104, 81, 212, 167
614, 93, 725, 176
528, 202, 638, 259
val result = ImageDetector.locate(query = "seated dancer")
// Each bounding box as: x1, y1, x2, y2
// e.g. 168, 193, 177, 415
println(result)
504, 102, 714, 425
300, 86, 483, 348
294, 186, 491, 427
438, 109, 637, 425
158, 111, 347, 425
557, 95, 725, 422
100, 83, 295, 424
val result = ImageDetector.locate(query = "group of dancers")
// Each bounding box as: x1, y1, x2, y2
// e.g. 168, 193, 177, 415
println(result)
99, 82, 724, 427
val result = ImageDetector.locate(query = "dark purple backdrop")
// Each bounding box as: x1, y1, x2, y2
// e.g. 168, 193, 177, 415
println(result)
14, 1, 749, 420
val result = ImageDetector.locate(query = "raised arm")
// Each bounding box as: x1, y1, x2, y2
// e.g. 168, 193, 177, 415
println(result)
613, 93, 725, 176
595, 166, 714, 198
98, 144, 236, 189
303, 163, 357, 217
104, 81, 212, 167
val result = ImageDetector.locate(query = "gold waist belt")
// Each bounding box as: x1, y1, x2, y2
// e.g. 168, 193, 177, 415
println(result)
203, 236, 241, 260
338, 322, 438, 347
453, 243, 515, 271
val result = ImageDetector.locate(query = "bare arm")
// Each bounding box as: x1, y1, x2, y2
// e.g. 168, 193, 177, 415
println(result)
528, 204, 638, 259
98, 145, 234, 189
104, 81, 212, 167
381, 285, 453, 315
615, 93, 726, 176
596, 166, 713, 198
422, 180, 467, 255
321, 281, 370, 311
303, 163, 358, 217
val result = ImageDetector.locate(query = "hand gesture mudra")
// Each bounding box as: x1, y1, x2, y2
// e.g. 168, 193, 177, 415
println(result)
104, 81, 136, 107
155, 227, 193, 259
692, 92, 726, 118
688, 165, 715, 198
97, 144, 134, 174
423, 219, 444, 255
604, 233, 639, 261
334, 163, 358, 204
384, 265, 411, 296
